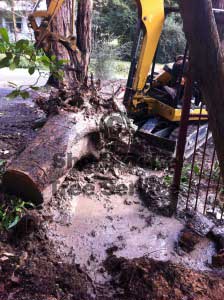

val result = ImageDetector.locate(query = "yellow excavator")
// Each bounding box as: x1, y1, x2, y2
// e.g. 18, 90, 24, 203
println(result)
29, 0, 214, 157
123, 0, 211, 157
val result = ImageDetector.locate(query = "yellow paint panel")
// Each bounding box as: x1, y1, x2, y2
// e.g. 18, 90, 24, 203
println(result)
133, 0, 165, 91
48, 0, 65, 17
133, 96, 208, 122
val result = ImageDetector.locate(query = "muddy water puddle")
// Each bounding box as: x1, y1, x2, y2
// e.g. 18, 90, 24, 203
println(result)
47, 174, 216, 282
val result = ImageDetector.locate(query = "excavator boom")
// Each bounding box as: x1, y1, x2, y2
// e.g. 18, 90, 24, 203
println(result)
133, 0, 165, 91
124, 0, 165, 107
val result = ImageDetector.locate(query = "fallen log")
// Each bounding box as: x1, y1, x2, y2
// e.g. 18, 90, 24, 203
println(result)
3, 110, 101, 204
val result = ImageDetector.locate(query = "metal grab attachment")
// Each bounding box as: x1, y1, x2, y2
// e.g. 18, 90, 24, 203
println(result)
28, 0, 81, 69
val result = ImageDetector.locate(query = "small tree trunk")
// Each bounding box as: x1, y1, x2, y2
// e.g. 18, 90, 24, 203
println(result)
76, 0, 93, 82
179, 0, 224, 179
11, 0, 18, 42
46, 0, 75, 88
46, 0, 93, 88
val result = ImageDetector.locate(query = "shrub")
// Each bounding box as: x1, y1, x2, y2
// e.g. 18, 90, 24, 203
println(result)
157, 16, 186, 64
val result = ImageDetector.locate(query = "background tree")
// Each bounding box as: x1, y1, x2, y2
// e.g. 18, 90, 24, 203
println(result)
92, 0, 185, 64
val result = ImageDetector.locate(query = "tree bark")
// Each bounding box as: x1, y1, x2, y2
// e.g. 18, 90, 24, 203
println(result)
46, 0, 75, 87
76, 0, 93, 82
3, 111, 101, 204
212, 0, 224, 46
46, 0, 93, 88
179, 0, 224, 179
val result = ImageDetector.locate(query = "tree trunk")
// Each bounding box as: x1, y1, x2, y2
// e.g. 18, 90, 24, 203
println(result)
46, 0, 93, 88
46, 0, 75, 88
11, 0, 18, 42
76, 0, 93, 82
179, 0, 224, 179
212, 0, 224, 46
3, 111, 101, 204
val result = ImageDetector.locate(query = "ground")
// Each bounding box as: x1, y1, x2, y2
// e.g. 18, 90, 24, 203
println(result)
0, 74, 224, 299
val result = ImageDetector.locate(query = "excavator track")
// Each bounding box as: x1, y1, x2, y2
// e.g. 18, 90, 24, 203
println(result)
138, 118, 211, 158
170, 123, 212, 159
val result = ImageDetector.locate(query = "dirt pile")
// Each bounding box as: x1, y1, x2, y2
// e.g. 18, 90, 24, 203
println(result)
138, 175, 172, 216
0, 228, 95, 300
104, 255, 224, 300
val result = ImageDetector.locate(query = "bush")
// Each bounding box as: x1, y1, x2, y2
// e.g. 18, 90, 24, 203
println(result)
91, 40, 116, 79
90, 39, 130, 80
157, 16, 186, 64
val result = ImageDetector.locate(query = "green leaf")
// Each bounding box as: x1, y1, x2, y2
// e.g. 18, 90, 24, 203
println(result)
7, 215, 20, 229
7, 90, 20, 99
30, 86, 39, 91
8, 81, 17, 87
15, 39, 29, 50
194, 165, 200, 176
0, 28, 9, 43
6, 52, 13, 59
28, 66, 35, 75
0, 57, 10, 68
13, 55, 20, 67
20, 91, 30, 99
0, 159, 5, 167
51, 55, 56, 61
9, 62, 16, 71
31, 54, 36, 62
40, 55, 51, 67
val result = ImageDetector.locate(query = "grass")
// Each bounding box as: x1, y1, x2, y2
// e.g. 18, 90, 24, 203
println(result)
0, 53, 48, 70
0, 52, 166, 80
90, 59, 130, 80
90, 59, 165, 80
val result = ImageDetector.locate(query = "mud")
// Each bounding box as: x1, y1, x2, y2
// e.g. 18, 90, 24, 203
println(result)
0, 227, 95, 300
0, 88, 45, 161
0, 86, 224, 299
46, 157, 217, 279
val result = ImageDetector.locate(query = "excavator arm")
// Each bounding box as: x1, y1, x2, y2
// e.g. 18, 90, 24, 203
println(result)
133, 0, 165, 91
124, 0, 165, 107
